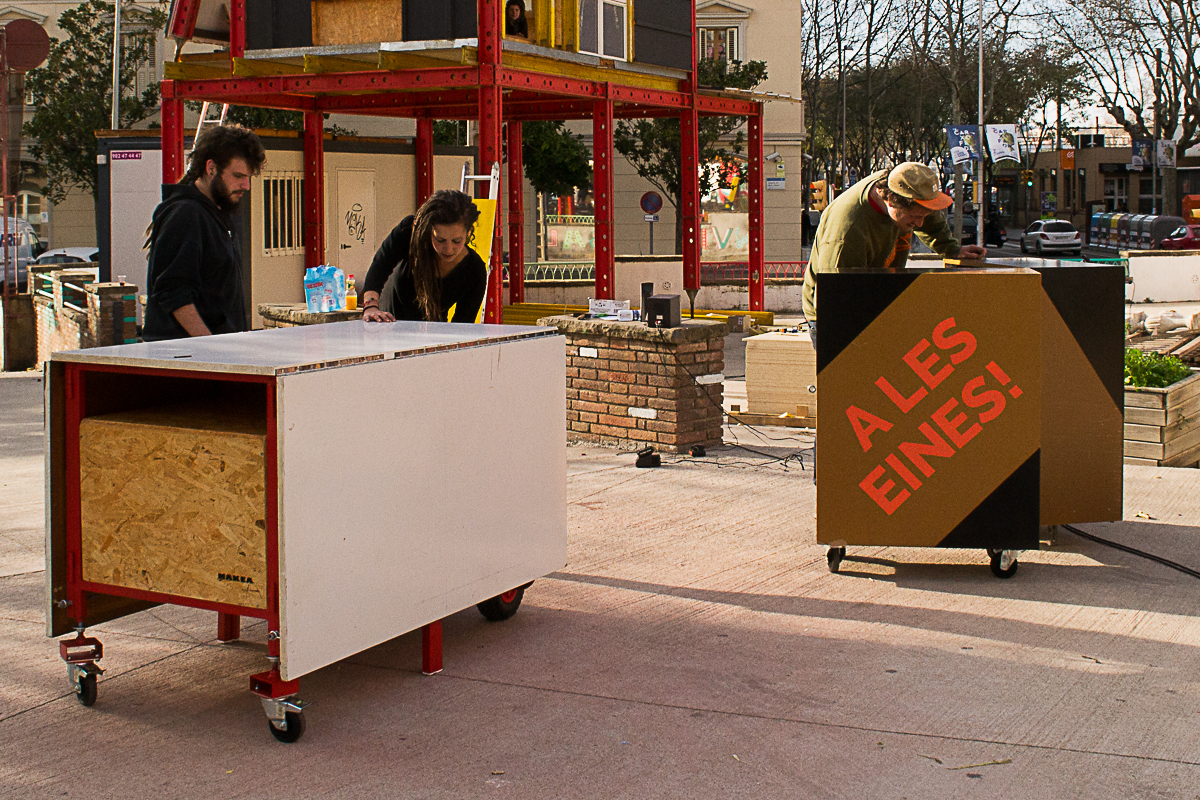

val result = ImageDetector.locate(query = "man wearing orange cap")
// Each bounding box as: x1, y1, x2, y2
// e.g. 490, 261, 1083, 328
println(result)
801, 162, 987, 345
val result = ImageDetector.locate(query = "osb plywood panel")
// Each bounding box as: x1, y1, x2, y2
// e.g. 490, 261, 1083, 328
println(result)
79, 406, 268, 609
313, 0, 403, 46
745, 332, 818, 417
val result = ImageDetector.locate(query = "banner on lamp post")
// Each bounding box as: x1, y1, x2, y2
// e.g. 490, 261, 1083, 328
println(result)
1059, 148, 1075, 171
984, 124, 1021, 163
1131, 139, 1153, 169
946, 125, 980, 166
1157, 140, 1177, 167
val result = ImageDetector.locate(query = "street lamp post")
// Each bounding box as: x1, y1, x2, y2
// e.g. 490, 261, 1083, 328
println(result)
976, 0, 984, 247
111, 0, 122, 129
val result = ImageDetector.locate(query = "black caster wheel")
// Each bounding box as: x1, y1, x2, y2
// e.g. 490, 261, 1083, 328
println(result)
987, 549, 1018, 579
826, 547, 846, 574
75, 673, 97, 707
477, 585, 526, 621
269, 711, 306, 743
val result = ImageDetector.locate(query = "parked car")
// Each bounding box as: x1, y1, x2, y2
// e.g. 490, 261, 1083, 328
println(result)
33, 247, 100, 265
1020, 219, 1082, 256
1159, 224, 1200, 251
0, 218, 45, 292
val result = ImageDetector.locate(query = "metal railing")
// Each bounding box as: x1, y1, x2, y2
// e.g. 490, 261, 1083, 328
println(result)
513, 260, 810, 283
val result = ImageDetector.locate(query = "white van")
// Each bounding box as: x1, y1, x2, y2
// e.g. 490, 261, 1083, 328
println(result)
0, 218, 45, 292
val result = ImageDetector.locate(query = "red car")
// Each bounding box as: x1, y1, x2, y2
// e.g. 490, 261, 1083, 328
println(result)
1160, 224, 1200, 250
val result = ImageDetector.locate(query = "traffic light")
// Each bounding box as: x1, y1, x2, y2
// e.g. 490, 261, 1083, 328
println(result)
1021, 169, 1034, 187
810, 180, 828, 211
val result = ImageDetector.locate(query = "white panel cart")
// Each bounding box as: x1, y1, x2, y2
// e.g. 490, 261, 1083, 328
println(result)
46, 321, 567, 741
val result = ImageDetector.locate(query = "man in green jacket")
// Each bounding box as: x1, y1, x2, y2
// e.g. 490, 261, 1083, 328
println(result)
801, 162, 987, 345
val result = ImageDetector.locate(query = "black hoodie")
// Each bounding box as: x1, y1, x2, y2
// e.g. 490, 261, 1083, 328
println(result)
143, 183, 247, 341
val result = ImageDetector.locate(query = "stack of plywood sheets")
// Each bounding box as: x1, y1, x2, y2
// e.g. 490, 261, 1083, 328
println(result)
741, 331, 817, 428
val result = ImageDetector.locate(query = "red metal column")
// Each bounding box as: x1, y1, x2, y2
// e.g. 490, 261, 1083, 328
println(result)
680, 107, 700, 300
479, 0, 504, 323
160, 83, 184, 184
217, 612, 241, 641
229, 0, 246, 58
303, 111, 326, 269
507, 120, 525, 304
421, 621, 443, 674
592, 91, 614, 299
416, 118, 434, 206
681, 0, 700, 309
747, 105, 765, 312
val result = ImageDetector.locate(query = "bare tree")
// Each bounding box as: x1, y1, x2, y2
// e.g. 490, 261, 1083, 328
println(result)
1045, 0, 1200, 212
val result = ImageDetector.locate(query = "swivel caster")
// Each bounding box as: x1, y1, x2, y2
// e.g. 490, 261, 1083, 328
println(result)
826, 546, 846, 574
268, 710, 306, 743
987, 549, 1019, 579
68, 662, 102, 707
477, 582, 532, 622
261, 695, 309, 743
61, 631, 104, 707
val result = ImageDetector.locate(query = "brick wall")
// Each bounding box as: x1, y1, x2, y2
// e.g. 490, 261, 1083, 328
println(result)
35, 273, 137, 363
540, 315, 726, 453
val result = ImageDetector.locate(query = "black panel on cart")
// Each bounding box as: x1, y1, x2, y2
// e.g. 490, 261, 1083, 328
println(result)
633, 0, 691, 70
245, 0, 314, 50
403, 0, 478, 41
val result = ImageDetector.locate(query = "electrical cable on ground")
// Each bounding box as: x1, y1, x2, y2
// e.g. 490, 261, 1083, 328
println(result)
1062, 524, 1200, 581
667, 344, 814, 455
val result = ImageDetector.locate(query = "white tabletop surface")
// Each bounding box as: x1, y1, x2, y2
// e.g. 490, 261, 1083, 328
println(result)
50, 320, 558, 375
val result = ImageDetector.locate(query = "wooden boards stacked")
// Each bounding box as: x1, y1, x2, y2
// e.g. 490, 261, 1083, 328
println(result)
79, 404, 269, 609
743, 331, 817, 427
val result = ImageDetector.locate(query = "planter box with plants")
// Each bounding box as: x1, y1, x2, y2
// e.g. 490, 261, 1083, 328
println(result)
1124, 349, 1200, 466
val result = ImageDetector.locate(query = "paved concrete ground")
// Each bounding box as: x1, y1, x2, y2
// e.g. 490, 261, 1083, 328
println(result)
4, 370, 1200, 798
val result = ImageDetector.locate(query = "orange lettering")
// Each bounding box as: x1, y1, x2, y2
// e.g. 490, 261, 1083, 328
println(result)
931, 397, 982, 448
898, 422, 956, 477
846, 405, 894, 452
903, 339, 953, 388
860, 465, 909, 515
875, 375, 927, 413
885, 453, 923, 489
932, 317, 976, 364
962, 375, 1006, 423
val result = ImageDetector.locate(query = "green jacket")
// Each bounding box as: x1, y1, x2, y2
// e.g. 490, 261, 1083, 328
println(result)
801, 169, 962, 322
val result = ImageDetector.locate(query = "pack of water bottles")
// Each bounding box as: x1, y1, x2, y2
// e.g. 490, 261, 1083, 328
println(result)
303, 265, 346, 313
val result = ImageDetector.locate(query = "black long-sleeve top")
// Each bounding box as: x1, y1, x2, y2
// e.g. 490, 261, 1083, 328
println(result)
143, 183, 247, 341
363, 216, 488, 323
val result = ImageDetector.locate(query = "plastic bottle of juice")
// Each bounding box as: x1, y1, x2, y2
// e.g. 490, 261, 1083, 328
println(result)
345, 274, 357, 310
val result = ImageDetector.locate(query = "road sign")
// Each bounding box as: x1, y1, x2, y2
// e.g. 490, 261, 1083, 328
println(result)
644, 214, 659, 222
640, 192, 663, 215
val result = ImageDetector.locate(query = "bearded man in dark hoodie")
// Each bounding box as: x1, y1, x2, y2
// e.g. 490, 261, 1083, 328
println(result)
143, 125, 266, 340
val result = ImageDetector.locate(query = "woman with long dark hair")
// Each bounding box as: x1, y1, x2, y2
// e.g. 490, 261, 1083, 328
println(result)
361, 190, 486, 323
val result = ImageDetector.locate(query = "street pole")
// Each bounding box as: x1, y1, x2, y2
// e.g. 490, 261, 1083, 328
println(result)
1153, 49, 1161, 215
841, 53, 847, 199
111, 0, 121, 129
977, 0, 984, 247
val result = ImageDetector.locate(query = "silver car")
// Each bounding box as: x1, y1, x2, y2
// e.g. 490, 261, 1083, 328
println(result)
1020, 219, 1082, 256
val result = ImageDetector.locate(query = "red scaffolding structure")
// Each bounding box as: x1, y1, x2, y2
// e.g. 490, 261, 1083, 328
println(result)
162, 0, 769, 316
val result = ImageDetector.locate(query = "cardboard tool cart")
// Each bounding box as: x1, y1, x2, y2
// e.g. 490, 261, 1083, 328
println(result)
816, 260, 1124, 577
46, 321, 568, 741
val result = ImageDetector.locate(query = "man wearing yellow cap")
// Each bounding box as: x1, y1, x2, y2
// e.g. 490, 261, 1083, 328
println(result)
801, 162, 987, 344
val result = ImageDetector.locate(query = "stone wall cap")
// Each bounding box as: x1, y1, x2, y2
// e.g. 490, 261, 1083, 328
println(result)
537, 314, 726, 343
258, 302, 363, 325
